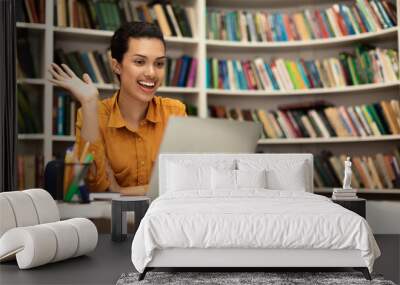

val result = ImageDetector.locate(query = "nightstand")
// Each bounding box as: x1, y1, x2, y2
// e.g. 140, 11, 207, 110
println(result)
331, 198, 366, 219
111, 196, 150, 242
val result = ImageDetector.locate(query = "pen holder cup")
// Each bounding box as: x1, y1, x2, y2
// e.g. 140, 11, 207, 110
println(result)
62, 162, 93, 203
44, 160, 92, 202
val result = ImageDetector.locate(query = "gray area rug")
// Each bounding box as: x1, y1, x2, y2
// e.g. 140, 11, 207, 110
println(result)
116, 271, 396, 285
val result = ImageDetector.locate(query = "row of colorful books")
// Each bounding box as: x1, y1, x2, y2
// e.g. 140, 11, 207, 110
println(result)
54, 48, 198, 88
163, 56, 197, 87
17, 154, 44, 190
206, 46, 399, 91
17, 85, 43, 134
54, 49, 116, 84
55, 0, 195, 38
16, 0, 45, 24
53, 92, 77, 136
314, 149, 400, 189
208, 99, 400, 138
207, 0, 397, 42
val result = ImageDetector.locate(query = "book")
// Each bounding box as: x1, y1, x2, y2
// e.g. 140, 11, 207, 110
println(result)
17, 154, 44, 189
53, 91, 77, 136
17, 86, 42, 134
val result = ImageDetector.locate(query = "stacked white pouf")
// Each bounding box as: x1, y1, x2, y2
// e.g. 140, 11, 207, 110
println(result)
0, 189, 98, 269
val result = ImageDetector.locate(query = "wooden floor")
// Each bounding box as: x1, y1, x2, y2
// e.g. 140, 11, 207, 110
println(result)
0, 235, 398, 285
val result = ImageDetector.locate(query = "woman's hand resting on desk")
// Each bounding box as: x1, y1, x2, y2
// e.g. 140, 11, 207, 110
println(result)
105, 160, 148, 196
48, 63, 99, 104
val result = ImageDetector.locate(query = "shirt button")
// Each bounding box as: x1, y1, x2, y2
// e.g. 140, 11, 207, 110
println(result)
141, 161, 145, 165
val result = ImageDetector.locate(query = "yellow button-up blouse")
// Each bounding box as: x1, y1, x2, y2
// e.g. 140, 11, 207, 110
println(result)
75, 92, 186, 192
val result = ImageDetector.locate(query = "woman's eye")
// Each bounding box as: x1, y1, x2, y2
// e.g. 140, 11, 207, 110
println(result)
155, 61, 165, 68
134, 60, 145, 65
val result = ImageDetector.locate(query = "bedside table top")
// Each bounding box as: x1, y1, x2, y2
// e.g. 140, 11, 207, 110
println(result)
112, 196, 150, 202
331, 198, 366, 202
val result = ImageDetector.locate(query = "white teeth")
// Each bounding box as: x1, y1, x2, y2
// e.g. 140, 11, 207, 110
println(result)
138, 81, 155, 87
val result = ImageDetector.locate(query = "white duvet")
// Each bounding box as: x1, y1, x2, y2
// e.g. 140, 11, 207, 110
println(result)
131, 190, 380, 273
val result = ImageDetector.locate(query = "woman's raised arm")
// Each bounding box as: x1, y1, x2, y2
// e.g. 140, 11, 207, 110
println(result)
48, 63, 100, 143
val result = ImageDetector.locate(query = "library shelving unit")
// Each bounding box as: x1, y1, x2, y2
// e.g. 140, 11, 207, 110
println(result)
16, 0, 400, 195
204, 0, 400, 195
16, 0, 205, 169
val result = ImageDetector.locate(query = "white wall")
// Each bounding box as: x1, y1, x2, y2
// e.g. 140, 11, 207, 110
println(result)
367, 201, 400, 234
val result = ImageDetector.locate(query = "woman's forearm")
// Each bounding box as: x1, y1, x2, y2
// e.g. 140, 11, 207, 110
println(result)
80, 100, 100, 143
119, 185, 149, 196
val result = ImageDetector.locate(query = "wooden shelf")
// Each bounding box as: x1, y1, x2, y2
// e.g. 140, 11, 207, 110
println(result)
17, 78, 46, 85
50, 121, 398, 146
52, 135, 75, 142
258, 135, 400, 144
164, 36, 199, 45
315, 188, 400, 194
53, 26, 198, 45
207, 27, 398, 52
53, 26, 114, 37
93, 83, 120, 91
158, 86, 199, 93
207, 81, 400, 97
18, 134, 45, 140
16, 22, 46, 30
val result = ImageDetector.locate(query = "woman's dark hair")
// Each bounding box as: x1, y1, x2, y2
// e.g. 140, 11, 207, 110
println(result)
110, 21, 165, 63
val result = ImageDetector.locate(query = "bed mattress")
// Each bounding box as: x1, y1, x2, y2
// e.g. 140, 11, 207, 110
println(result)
131, 190, 380, 273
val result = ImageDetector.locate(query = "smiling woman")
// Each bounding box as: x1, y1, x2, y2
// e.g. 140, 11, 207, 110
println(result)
48, 22, 186, 195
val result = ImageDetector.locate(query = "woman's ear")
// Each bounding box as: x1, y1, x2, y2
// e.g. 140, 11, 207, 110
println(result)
111, 58, 121, 75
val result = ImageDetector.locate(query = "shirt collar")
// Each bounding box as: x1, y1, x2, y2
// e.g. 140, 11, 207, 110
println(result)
145, 96, 161, 123
107, 91, 161, 128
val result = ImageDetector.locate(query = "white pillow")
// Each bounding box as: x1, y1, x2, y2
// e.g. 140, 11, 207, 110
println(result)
211, 169, 268, 190
167, 162, 212, 191
266, 166, 306, 191
236, 169, 267, 188
212, 168, 236, 190
238, 159, 307, 191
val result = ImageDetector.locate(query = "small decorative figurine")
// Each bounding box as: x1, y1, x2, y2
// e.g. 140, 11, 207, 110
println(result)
342, 157, 352, 190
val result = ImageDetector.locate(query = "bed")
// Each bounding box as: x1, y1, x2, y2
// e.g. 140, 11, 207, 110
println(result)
131, 153, 380, 280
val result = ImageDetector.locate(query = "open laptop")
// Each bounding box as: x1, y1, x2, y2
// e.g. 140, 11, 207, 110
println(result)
147, 117, 263, 199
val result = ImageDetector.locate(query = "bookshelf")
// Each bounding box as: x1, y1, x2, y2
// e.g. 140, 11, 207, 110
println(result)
204, 0, 400, 194
15, 0, 205, 190
16, 0, 399, 194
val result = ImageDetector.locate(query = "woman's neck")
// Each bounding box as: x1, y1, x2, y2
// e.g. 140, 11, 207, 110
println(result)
117, 88, 150, 128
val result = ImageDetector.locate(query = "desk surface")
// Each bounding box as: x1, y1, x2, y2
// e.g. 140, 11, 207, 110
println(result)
57, 201, 111, 219
0, 235, 133, 285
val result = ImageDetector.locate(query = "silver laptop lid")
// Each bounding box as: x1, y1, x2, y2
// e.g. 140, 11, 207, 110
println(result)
147, 117, 262, 199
